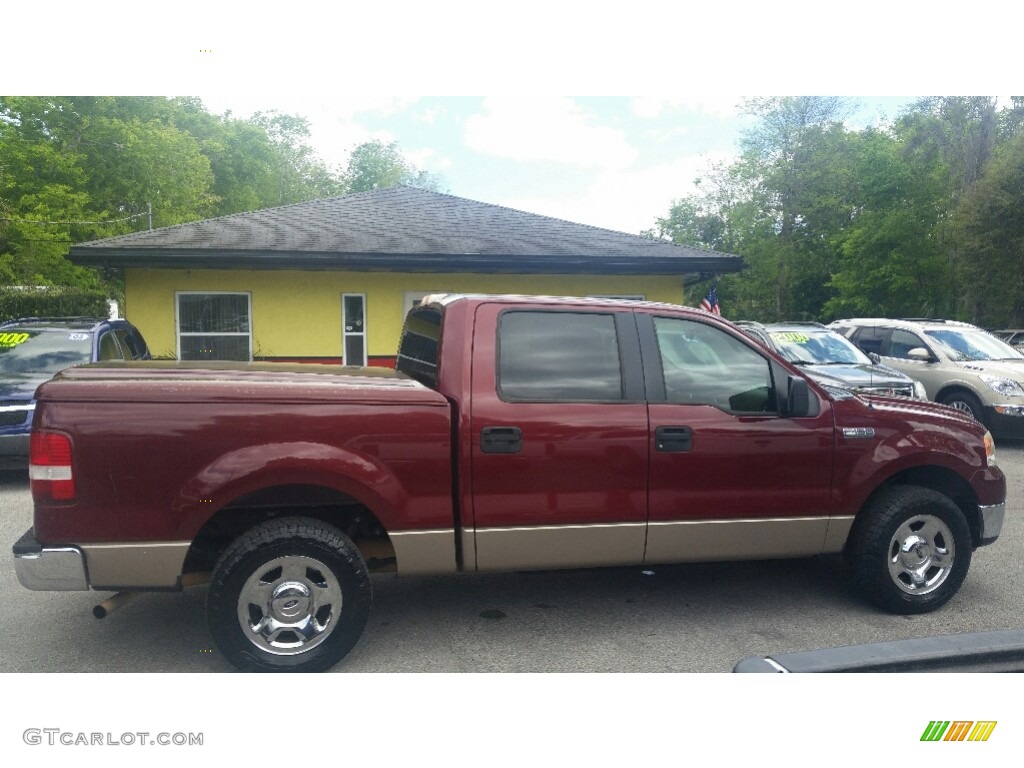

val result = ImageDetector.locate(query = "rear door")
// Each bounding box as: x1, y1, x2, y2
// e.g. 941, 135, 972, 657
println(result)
641, 313, 837, 564
468, 302, 649, 571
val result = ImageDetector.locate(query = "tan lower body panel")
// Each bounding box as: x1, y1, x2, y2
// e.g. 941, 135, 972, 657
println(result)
473, 523, 647, 572
80, 541, 191, 589
823, 516, 855, 553
644, 517, 832, 564
389, 529, 458, 575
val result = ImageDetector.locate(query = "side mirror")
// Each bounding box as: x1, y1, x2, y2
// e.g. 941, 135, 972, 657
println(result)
787, 376, 811, 417
908, 347, 933, 362
868, 352, 881, 364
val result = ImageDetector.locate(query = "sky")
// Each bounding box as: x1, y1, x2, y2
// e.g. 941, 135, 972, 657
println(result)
8, 3, 1018, 237
195, 94, 915, 234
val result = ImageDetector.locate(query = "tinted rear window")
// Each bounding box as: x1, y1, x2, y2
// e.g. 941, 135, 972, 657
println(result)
397, 306, 443, 388
498, 311, 623, 401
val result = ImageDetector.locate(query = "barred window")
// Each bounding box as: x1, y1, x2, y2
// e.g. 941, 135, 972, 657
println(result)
176, 292, 252, 361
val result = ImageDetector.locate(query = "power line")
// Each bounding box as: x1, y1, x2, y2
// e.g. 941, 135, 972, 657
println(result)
0, 210, 150, 226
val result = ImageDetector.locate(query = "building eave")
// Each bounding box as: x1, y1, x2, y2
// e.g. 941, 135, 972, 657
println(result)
70, 248, 746, 276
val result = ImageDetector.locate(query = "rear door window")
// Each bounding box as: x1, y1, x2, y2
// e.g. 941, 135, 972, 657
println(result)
98, 332, 124, 361
498, 311, 624, 401
851, 326, 889, 355
112, 328, 149, 360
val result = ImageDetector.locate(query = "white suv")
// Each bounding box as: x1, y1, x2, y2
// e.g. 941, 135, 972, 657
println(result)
829, 318, 1024, 438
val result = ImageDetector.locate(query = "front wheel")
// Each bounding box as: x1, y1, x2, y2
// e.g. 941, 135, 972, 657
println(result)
847, 486, 972, 614
939, 390, 984, 423
207, 518, 371, 672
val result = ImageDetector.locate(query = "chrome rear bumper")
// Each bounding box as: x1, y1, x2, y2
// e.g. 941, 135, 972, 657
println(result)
13, 529, 89, 591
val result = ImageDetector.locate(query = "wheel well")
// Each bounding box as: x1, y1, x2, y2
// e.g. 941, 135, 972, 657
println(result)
182, 484, 396, 575
934, 385, 980, 406
857, 466, 982, 547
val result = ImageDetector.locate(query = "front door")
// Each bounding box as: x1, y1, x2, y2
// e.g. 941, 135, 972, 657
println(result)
642, 314, 836, 564
342, 294, 367, 366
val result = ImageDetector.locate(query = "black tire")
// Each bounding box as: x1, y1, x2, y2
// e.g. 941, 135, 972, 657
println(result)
847, 486, 972, 615
207, 517, 371, 672
939, 390, 984, 424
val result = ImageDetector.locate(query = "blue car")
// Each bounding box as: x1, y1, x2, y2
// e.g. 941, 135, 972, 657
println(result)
0, 317, 151, 468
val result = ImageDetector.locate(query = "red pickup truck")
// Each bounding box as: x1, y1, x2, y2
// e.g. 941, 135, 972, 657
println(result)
14, 295, 1007, 672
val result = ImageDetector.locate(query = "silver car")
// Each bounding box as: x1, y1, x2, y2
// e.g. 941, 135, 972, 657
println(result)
830, 317, 1024, 437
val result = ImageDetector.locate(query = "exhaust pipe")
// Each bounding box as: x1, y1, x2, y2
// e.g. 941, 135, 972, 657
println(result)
92, 571, 212, 619
93, 591, 139, 619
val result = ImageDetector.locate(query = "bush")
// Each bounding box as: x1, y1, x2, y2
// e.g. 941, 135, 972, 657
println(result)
0, 286, 111, 322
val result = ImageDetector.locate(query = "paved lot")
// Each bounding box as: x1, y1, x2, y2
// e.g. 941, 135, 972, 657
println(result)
2, 440, 1022, 673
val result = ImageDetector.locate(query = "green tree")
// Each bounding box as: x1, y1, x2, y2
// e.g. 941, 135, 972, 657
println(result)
898, 97, 999, 197
250, 111, 343, 205
736, 97, 853, 318
820, 127, 955, 320
951, 131, 1024, 325
0, 97, 385, 290
341, 139, 444, 193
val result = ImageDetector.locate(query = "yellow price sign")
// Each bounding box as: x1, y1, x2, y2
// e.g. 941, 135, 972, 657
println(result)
771, 332, 811, 344
0, 332, 31, 347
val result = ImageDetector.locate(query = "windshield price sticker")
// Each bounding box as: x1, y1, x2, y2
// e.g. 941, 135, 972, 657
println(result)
67, 333, 90, 341
0, 332, 31, 347
771, 332, 810, 344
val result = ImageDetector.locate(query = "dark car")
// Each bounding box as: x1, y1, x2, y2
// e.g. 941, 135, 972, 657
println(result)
735, 321, 927, 399
991, 328, 1024, 352
0, 317, 150, 467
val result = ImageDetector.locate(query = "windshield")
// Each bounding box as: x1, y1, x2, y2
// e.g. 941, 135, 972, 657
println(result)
925, 328, 1024, 362
768, 330, 871, 366
0, 329, 93, 374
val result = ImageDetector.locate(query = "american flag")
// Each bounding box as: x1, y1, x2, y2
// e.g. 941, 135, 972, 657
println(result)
699, 285, 721, 315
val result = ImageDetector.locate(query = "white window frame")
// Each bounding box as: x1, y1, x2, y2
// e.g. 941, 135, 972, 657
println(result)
342, 293, 368, 366
175, 291, 253, 361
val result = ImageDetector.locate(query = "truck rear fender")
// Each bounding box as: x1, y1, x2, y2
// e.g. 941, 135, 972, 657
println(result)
174, 441, 455, 574
173, 442, 398, 530
182, 483, 400, 577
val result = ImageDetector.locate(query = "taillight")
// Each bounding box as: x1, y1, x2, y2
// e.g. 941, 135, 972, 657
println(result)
29, 430, 76, 502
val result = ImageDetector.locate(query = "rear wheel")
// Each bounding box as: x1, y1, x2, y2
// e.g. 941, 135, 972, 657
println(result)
848, 486, 972, 614
207, 518, 371, 672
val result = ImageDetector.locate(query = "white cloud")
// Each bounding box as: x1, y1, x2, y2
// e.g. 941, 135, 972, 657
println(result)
198, 95, 421, 170
464, 97, 639, 170
405, 147, 450, 171
630, 97, 744, 120
499, 150, 735, 235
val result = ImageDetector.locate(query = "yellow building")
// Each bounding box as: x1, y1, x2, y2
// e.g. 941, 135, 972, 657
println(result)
69, 187, 744, 365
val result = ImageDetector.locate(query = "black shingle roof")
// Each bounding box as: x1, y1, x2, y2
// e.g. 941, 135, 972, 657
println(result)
69, 187, 744, 276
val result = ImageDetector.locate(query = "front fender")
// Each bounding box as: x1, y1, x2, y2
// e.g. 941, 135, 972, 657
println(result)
834, 414, 989, 516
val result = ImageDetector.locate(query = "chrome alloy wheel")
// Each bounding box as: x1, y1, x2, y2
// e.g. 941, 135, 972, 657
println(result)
237, 555, 344, 656
947, 399, 975, 417
887, 515, 955, 596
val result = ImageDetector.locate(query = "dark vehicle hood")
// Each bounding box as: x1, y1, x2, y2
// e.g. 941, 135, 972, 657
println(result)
801, 362, 911, 391
0, 372, 49, 401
